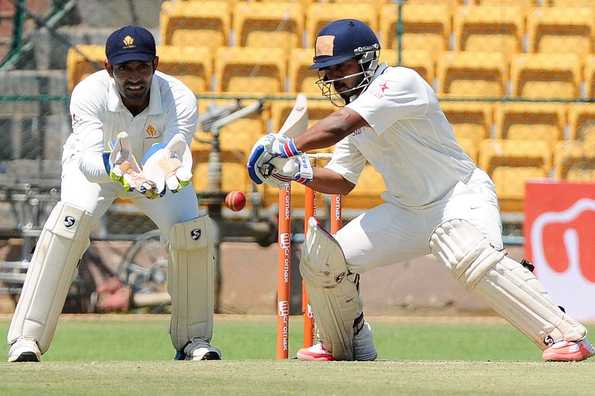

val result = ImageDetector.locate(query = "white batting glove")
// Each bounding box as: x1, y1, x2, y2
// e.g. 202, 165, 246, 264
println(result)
108, 132, 157, 198
260, 154, 313, 188
141, 134, 193, 196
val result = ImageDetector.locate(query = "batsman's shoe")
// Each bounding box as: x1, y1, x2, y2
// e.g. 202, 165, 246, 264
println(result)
176, 338, 221, 361
8, 338, 41, 362
296, 343, 334, 361
353, 321, 377, 361
543, 338, 595, 362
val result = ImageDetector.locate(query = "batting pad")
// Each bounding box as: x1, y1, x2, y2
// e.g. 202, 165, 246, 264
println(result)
7, 202, 92, 353
430, 218, 586, 350
300, 218, 362, 360
168, 216, 215, 351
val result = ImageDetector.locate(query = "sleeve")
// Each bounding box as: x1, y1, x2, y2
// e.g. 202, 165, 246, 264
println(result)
163, 82, 198, 145
69, 80, 111, 183
324, 136, 366, 185
347, 68, 429, 136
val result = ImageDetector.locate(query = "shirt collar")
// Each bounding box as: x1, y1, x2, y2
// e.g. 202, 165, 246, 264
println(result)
107, 74, 163, 115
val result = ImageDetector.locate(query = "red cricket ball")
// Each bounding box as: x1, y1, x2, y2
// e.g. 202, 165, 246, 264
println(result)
224, 191, 246, 212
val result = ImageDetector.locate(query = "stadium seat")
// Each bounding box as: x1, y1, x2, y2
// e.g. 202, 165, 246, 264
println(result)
66, 45, 211, 93
457, 138, 479, 163
380, 49, 434, 85
510, 53, 581, 99
379, 3, 450, 58
343, 164, 385, 209
550, 0, 595, 6
215, 47, 287, 93
476, 0, 535, 6
553, 141, 595, 181
441, 102, 493, 151
494, 103, 566, 149
233, 2, 303, 52
191, 148, 252, 196
288, 48, 318, 94
453, 5, 524, 58
479, 139, 551, 212
527, 6, 593, 58
437, 51, 507, 97
568, 104, 595, 151
159, 1, 230, 51
586, 55, 595, 99
305, 3, 377, 47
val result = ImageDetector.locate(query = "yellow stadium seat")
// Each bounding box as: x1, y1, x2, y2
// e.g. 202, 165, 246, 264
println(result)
233, 2, 303, 52
479, 139, 551, 211
305, 3, 377, 47
160, 1, 230, 51
553, 141, 595, 181
343, 164, 385, 209
476, 0, 536, 6
457, 138, 479, 163
307, 100, 336, 128
494, 103, 566, 149
527, 7, 593, 58
568, 104, 595, 150
511, 53, 581, 99
454, 5, 524, 58
437, 51, 507, 97
586, 55, 595, 99
191, 149, 251, 196
441, 102, 493, 150
154, 46, 212, 93
198, 97, 269, 155
66, 45, 211, 93
380, 49, 434, 85
215, 47, 287, 93
380, 3, 450, 58
550, 0, 595, 6
288, 49, 318, 94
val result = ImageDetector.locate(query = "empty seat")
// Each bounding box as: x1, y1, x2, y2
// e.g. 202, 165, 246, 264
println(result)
494, 103, 566, 149
441, 102, 493, 149
454, 5, 524, 58
511, 53, 581, 99
153, 46, 212, 93
527, 7, 593, 58
476, 0, 535, 6
66, 45, 104, 91
568, 104, 595, 150
380, 3, 450, 58
550, 0, 595, 6
215, 47, 287, 93
343, 164, 385, 209
380, 49, 434, 85
160, 1, 230, 51
191, 148, 251, 195
305, 3, 377, 47
457, 137, 479, 163
288, 48, 318, 94
479, 139, 551, 211
233, 2, 303, 52
553, 141, 595, 181
437, 51, 507, 97
586, 55, 595, 99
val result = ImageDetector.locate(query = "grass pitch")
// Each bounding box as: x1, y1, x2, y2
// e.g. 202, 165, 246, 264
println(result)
0, 315, 594, 395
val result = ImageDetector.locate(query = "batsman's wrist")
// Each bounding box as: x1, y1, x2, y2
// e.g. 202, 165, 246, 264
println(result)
281, 137, 301, 157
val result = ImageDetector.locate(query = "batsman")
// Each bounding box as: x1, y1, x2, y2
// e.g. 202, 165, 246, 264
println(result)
248, 19, 594, 362
7, 26, 221, 362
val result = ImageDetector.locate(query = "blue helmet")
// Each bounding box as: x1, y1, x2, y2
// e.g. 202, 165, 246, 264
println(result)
311, 19, 381, 106
312, 19, 380, 70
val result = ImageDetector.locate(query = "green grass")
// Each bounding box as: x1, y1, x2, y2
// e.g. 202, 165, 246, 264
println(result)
0, 315, 594, 395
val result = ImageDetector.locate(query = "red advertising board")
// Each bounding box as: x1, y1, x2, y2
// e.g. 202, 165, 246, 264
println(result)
525, 181, 595, 320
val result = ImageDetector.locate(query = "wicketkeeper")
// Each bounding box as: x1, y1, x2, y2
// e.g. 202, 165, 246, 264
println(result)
247, 19, 594, 362
7, 26, 220, 362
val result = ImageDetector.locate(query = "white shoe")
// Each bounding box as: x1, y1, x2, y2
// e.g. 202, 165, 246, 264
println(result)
183, 338, 222, 360
8, 338, 41, 362
353, 321, 377, 361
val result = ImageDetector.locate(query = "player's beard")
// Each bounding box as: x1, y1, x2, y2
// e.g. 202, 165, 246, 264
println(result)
335, 74, 365, 104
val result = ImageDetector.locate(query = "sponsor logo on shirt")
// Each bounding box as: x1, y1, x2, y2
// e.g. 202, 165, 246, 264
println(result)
371, 80, 389, 99
145, 123, 159, 138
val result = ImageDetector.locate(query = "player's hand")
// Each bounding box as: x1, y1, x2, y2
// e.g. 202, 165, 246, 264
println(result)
248, 154, 313, 188
247, 133, 303, 185
141, 134, 192, 196
108, 132, 158, 198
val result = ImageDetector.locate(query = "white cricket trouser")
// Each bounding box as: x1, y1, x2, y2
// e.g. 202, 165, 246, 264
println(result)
336, 168, 502, 274
60, 160, 200, 234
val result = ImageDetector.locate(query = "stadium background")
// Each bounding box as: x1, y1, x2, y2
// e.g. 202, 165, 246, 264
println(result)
0, 0, 593, 318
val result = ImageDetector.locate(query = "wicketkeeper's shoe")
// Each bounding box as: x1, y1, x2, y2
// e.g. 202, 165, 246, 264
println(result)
7, 338, 41, 362
296, 343, 334, 361
542, 338, 595, 362
175, 338, 222, 361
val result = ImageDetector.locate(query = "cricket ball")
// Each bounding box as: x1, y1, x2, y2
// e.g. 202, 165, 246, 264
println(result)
224, 191, 246, 212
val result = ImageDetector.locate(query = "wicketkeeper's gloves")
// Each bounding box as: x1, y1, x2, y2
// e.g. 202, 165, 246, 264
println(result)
141, 134, 193, 196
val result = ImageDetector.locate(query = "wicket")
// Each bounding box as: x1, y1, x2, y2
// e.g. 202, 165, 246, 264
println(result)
275, 153, 342, 359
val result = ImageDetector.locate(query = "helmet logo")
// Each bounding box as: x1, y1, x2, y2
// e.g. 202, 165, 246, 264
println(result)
315, 35, 335, 57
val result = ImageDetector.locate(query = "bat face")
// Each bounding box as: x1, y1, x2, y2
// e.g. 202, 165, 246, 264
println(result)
279, 94, 308, 138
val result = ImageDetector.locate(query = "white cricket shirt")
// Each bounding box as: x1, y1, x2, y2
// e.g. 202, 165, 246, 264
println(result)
64, 70, 197, 183
326, 66, 475, 208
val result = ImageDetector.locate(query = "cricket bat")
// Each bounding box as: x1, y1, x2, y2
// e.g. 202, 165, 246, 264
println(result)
278, 93, 308, 138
